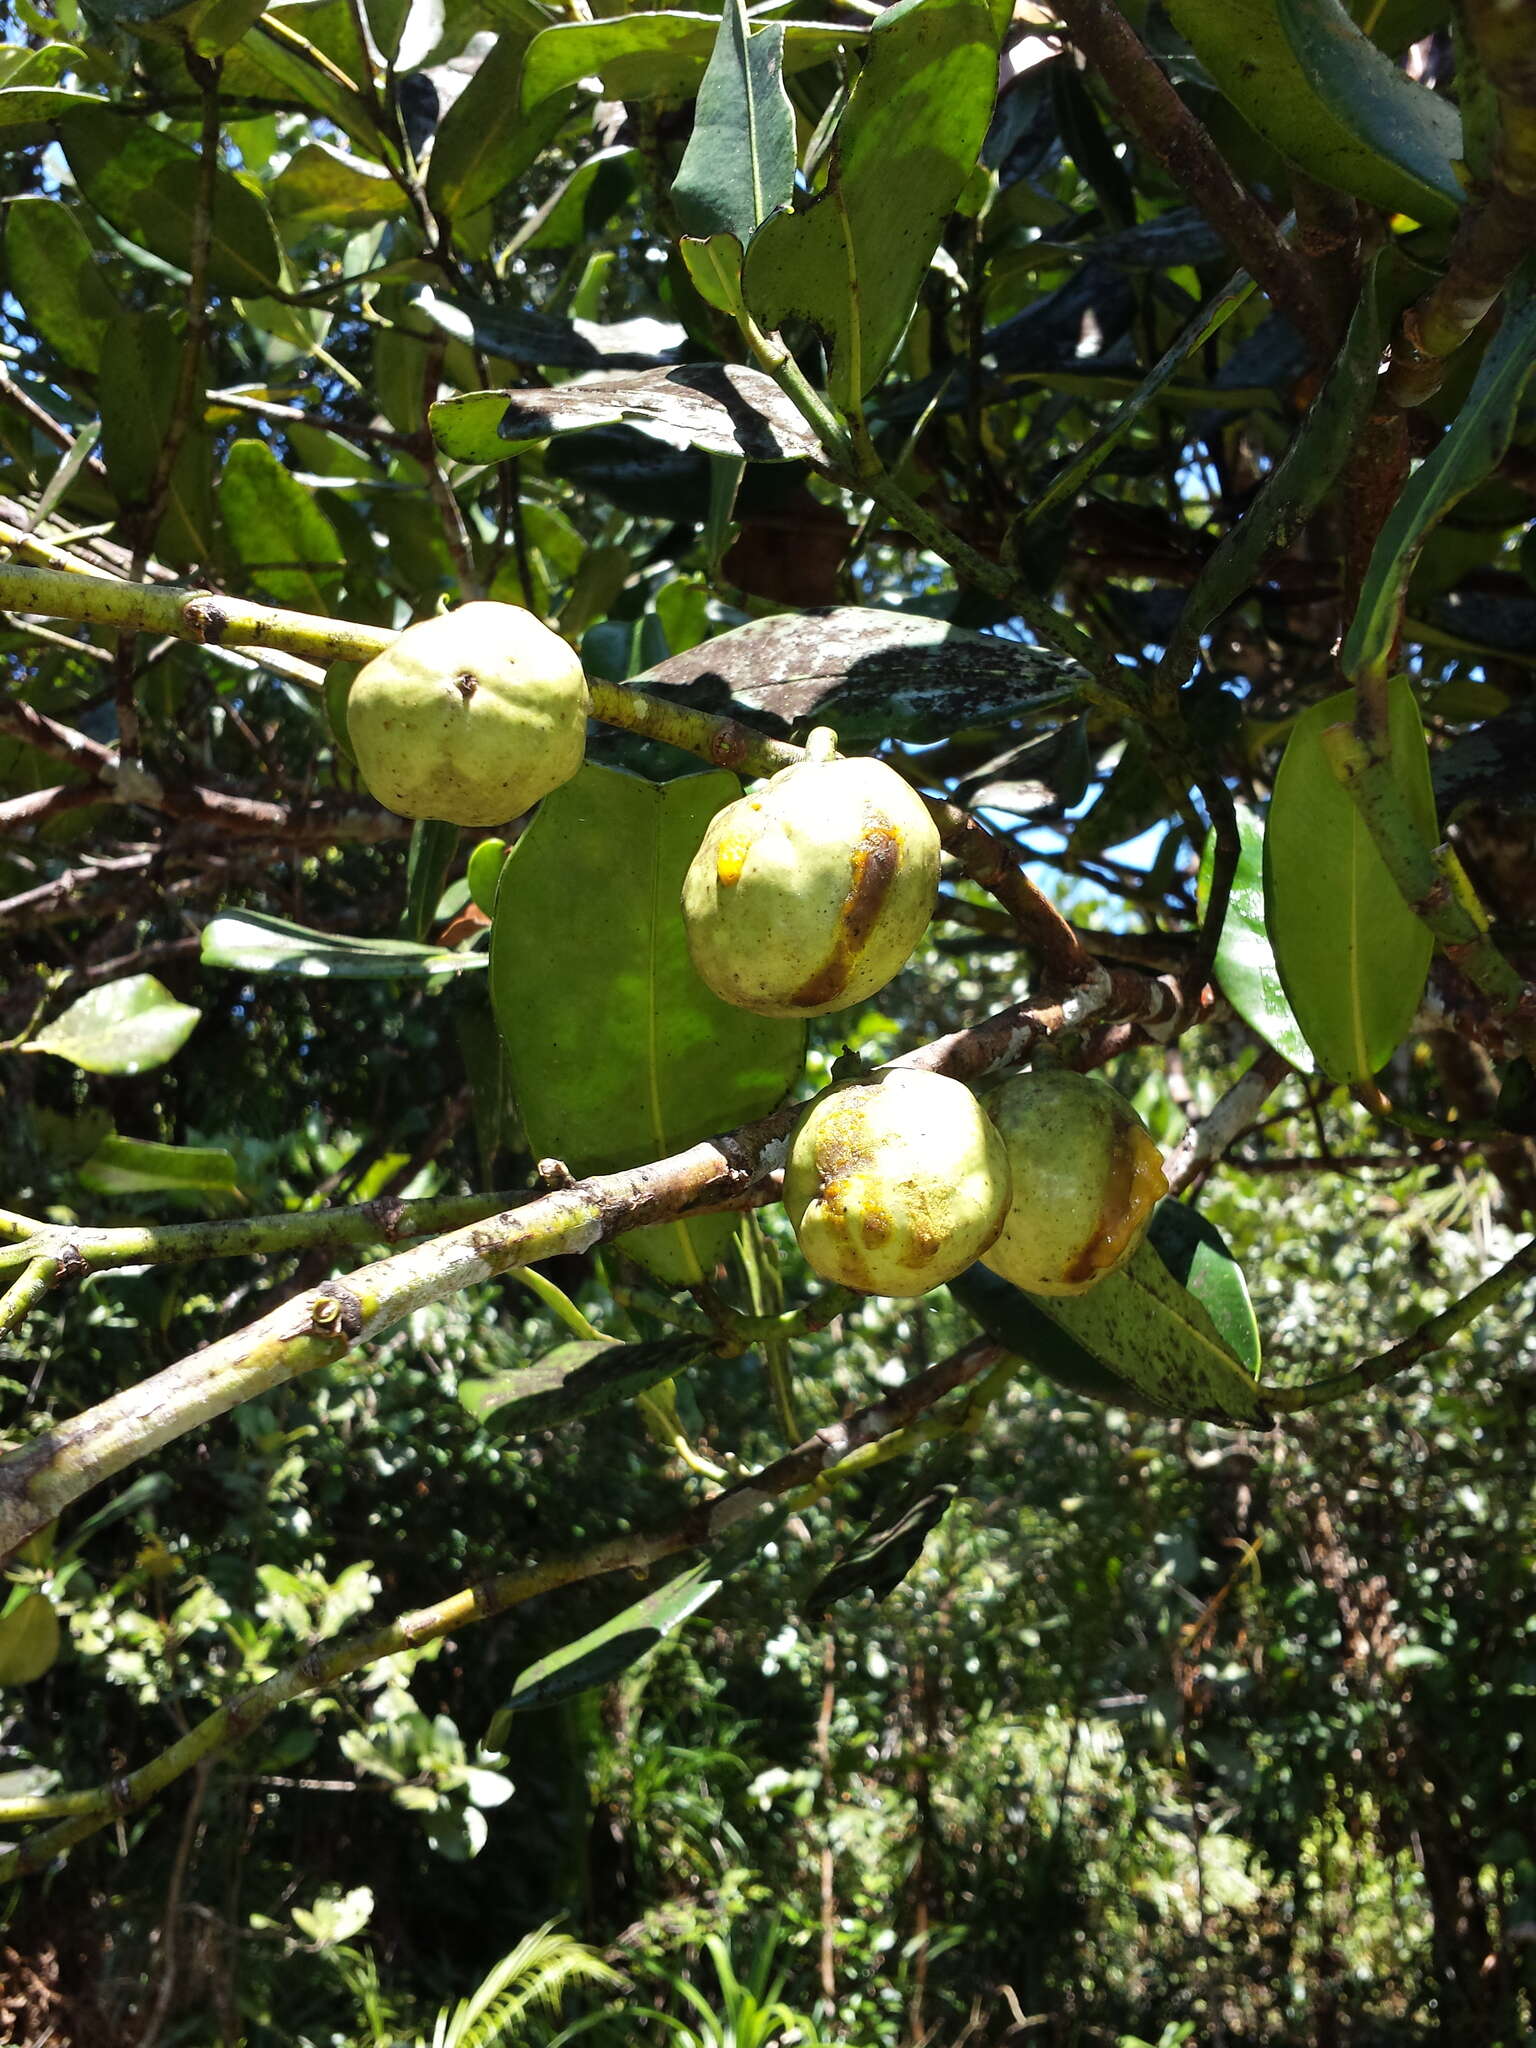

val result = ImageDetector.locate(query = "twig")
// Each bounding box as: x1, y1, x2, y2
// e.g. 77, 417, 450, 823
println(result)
1050, 0, 1329, 358
1163, 1047, 1293, 1194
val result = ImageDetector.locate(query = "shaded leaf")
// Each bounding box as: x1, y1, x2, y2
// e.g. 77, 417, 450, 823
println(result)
433, 365, 824, 468
22, 974, 201, 1076
3, 195, 119, 374
460, 1334, 713, 1437
58, 109, 285, 295
201, 909, 484, 979
426, 28, 571, 221
635, 607, 1082, 745
744, 0, 1000, 407
490, 763, 805, 1284
1196, 803, 1314, 1072
269, 141, 406, 230
403, 819, 460, 944
97, 307, 215, 569
220, 437, 345, 613
1263, 679, 1436, 1084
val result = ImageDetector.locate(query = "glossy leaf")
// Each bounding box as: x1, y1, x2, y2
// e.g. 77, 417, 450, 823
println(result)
490, 763, 805, 1284
1167, 0, 1462, 224
1264, 679, 1437, 1083
3, 195, 118, 374
202, 910, 484, 979
220, 438, 345, 614
58, 110, 285, 296
1196, 803, 1314, 1072
952, 1263, 1160, 1408
744, 0, 999, 408
460, 1334, 712, 1437
1147, 1201, 1261, 1376
504, 1504, 785, 1712
22, 974, 201, 1076
269, 142, 406, 231
637, 606, 1082, 744
955, 1244, 1271, 1425
432, 366, 823, 468
466, 838, 509, 916
673, 0, 793, 314
77, 1135, 239, 1196
1344, 273, 1536, 684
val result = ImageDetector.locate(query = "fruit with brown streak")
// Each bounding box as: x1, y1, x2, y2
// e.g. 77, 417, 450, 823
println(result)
981, 1069, 1167, 1296
783, 1067, 1012, 1297
680, 731, 940, 1018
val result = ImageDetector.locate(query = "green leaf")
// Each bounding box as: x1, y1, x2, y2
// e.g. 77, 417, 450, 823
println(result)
1196, 803, 1314, 1072
0, 1593, 61, 1687
58, 109, 285, 296
1167, 0, 1462, 224
269, 141, 406, 231
808, 1435, 969, 1616
426, 27, 571, 221
504, 1504, 785, 1712
466, 837, 509, 916
97, 308, 216, 569
673, 0, 794, 292
1344, 271, 1536, 684
1263, 678, 1436, 1084
77, 1135, 239, 1196
402, 819, 460, 943
3, 195, 119, 373
521, 12, 852, 116
636, 606, 1082, 745
490, 763, 804, 1285
220, 437, 346, 614
201, 909, 485, 979
954, 1244, 1271, 1425
0, 85, 104, 128
432, 366, 823, 467
460, 1334, 712, 1437
743, 0, 1000, 409
22, 974, 201, 1075
410, 286, 684, 373
1146, 1201, 1261, 1376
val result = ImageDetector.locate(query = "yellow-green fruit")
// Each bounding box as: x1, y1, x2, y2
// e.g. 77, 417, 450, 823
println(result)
784, 1067, 1012, 1297
982, 1069, 1167, 1296
680, 752, 940, 1017
347, 602, 589, 828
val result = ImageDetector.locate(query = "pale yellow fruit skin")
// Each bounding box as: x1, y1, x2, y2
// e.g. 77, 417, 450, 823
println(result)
981, 1069, 1168, 1296
680, 756, 940, 1018
347, 602, 590, 828
784, 1068, 1012, 1298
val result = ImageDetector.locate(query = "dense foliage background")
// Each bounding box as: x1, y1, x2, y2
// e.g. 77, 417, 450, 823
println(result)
1, 0, 1534, 2041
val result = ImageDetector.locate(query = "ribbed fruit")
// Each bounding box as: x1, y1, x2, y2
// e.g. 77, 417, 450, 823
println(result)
347, 602, 589, 828
783, 1067, 1012, 1297
982, 1069, 1167, 1296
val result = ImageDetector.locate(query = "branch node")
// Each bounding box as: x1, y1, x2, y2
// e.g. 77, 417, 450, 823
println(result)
310, 1282, 364, 1340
